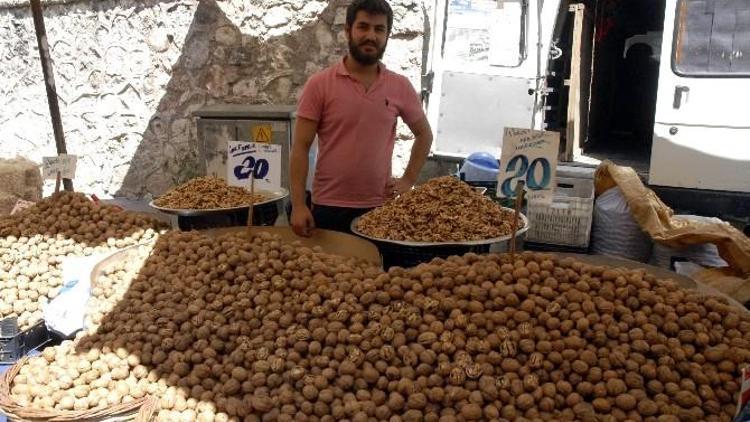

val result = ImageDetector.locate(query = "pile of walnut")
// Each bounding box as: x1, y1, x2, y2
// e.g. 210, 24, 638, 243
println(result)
7, 230, 750, 422
153, 176, 267, 210
0, 191, 168, 329
356, 176, 521, 242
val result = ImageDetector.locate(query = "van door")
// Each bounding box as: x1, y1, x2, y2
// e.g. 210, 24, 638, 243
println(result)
425, 0, 561, 159
650, 0, 750, 193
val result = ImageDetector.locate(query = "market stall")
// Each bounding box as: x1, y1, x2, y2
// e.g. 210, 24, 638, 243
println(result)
1, 177, 750, 421
5, 0, 750, 419
2, 131, 750, 421
0, 227, 750, 420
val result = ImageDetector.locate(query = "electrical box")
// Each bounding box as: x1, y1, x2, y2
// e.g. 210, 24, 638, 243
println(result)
194, 104, 296, 189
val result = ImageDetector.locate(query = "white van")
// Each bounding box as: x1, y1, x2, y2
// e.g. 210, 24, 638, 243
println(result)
424, 0, 749, 224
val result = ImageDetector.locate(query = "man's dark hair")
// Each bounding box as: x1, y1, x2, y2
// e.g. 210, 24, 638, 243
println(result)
346, 0, 394, 34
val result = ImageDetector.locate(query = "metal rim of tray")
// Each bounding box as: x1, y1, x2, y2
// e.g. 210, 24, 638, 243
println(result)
148, 188, 288, 216
350, 209, 529, 247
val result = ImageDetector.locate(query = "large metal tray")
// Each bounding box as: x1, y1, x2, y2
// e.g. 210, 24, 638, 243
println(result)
350, 208, 529, 247
148, 188, 288, 216
559, 253, 749, 315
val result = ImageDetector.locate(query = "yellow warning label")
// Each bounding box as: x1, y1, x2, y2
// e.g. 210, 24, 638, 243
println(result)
251, 125, 273, 143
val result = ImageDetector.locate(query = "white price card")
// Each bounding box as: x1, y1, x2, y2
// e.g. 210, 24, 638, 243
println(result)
42, 154, 77, 179
227, 141, 281, 191
497, 128, 559, 204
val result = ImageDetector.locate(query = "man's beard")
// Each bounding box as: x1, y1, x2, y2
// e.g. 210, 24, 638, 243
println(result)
348, 39, 386, 66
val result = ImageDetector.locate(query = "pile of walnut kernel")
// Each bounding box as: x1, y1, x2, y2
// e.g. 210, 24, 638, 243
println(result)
356, 176, 522, 242
153, 176, 267, 210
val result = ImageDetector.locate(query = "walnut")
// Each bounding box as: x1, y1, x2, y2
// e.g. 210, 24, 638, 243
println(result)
614, 393, 636, 411
501, 339, 517, 358
523, 374, 539, 392
449, 367, 466, 386
465, 363, 483, 380
637, 399, 659, 416
606, 378, 627, 396
355, 177, 524, 242
516, 393, 534, 411
674, 391, 700, 407
528, 352, 543, 369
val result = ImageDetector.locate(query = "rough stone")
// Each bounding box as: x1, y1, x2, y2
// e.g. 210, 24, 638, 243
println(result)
215, 25, 239, 46
334, 7, 347, 26
184, 32, 210, 69
146, 27, 171, 52
232, 78, 258, 97
263, 6, 290, 28
314, 21, 335, 51
170, 118, 191, 140
392, 8, 423, 36
299, 2, 328, 21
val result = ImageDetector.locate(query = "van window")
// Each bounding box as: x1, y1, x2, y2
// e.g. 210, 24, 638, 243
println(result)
673, 0, 750, 76
444, 0, 528, 68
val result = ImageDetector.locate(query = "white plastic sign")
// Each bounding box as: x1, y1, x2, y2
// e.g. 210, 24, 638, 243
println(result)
497, 128, 559, 204
42, 154, 77, 179
227, 141, 281, 191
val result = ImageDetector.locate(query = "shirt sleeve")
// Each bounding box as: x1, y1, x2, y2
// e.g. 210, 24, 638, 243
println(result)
398, 76, 426, 126
297, 73, 324, 122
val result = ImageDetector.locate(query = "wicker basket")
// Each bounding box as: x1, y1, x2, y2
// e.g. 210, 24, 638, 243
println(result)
0, 357, 157, 422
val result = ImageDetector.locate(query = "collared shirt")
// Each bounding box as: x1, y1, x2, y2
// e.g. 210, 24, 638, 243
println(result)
296, 58, 425, 208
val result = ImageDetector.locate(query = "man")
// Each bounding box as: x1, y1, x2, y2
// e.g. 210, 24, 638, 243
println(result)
290, 0, 433, 237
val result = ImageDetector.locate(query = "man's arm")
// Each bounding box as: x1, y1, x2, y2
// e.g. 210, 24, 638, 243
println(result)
403, 117, 433, 183
389, 117, 433, 196
290, 117, 318, 236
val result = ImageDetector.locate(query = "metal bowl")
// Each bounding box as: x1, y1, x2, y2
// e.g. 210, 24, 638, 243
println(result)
148, 188, 288, 217
350, 208, 529, 247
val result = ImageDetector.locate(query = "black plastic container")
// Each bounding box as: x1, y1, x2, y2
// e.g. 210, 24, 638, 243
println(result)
177, 202, 280, 230
373, 241, 492, 270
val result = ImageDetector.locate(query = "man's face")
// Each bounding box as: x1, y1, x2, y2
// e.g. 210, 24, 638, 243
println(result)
346, 11, 389, 66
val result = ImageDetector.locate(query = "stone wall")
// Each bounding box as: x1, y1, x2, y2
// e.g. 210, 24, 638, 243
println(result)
0, 0, 430, 197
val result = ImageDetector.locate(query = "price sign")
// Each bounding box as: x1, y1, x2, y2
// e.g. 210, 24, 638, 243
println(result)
42, 154, 77, 179
497, 128, 559, 203
227, 141, 281, 191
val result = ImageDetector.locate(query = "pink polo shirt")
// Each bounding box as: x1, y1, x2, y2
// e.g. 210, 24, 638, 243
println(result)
297, 58, 425, 208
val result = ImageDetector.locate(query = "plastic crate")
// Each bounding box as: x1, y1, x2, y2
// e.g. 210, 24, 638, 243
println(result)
525, 176, 594, 248
0, 319, 61, 365
177, 202, 280, 230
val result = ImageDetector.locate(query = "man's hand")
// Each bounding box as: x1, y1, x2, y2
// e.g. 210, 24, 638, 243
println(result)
291, 205, 315, 237
385, 177, 414, 199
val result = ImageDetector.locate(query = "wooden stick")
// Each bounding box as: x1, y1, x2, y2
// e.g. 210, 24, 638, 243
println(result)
31, 0, 73, 192
54, 171, 61, 193
509, 180, 525, 257
247, 175, 256, 232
